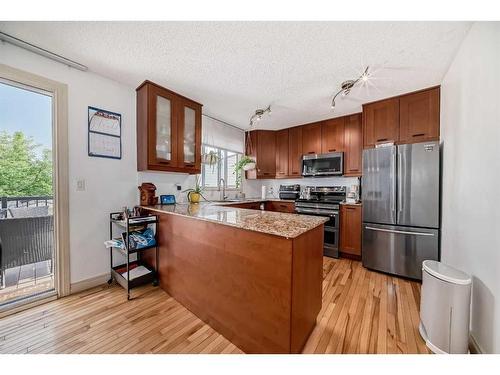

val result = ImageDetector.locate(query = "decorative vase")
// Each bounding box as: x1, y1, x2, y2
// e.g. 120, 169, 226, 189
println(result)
188, 192, 201, 203
243, 162, 256, 171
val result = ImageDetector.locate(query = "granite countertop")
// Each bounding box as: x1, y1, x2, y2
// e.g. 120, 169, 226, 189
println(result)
141, 201, 327, 239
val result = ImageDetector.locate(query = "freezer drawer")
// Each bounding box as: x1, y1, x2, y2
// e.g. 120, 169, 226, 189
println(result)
362, 223, 439, 280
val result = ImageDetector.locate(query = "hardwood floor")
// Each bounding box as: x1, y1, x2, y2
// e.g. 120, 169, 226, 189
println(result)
0, 258, 429, 354
304, 257, 429, 354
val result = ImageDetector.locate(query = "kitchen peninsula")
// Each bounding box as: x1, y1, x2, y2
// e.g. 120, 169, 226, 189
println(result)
141, 202, 327, 353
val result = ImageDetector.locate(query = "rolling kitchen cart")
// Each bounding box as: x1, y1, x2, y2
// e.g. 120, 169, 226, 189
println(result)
108, 212, 159, 300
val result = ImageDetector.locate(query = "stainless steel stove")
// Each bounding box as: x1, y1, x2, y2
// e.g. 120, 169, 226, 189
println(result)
295, 186, 346, 258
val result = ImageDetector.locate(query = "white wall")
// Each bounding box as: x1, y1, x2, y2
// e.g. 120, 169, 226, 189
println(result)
440, 22, 500, 353
0, 43, 137, 284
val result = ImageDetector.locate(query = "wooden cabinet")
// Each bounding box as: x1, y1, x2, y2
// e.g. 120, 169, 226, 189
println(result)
264, 201, 295, 213
225, 202, 263, 210
243, 86, 440, 180
399, 87, 440, 143
340, 204, 362, 257
288, 126, 303, 177
222, 201, 295, 213
275, 129, 289, 178
245, 130, 276, 179
302, 122, 322, 155
136, 80, 202, 173
363, 97, 399, 148
321, 117, 344, 153
343, 113, 363, 177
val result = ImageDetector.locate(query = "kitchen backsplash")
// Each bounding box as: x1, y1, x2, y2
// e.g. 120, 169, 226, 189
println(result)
243, 176, 360, 199
138, 172, 360, 203
137, 172, 245, 204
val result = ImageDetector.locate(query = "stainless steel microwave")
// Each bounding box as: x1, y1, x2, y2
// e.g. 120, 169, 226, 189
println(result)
302, 152, 343, 177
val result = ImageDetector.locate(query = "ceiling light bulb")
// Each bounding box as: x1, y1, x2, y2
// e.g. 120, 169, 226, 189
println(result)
361, 74, 369, 82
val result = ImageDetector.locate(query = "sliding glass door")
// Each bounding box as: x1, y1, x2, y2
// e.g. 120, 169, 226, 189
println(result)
0, 79, 56, 307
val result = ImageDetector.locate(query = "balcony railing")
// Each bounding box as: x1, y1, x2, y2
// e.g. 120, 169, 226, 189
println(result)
0, 195, 54, 291
1, 196, 53, 218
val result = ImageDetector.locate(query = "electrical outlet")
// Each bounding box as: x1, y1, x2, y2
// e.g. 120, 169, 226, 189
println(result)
76, 179, 86, 191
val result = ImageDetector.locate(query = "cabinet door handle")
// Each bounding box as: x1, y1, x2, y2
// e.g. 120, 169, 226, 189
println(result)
412, 133, 425, 137
308, 151, 315, 154
376, 138, 388, 142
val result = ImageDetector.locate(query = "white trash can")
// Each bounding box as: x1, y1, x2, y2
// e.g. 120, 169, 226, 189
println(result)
419, 260, 472, 354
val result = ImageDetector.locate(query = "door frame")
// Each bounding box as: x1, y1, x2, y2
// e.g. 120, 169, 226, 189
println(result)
0, 63, 70, 314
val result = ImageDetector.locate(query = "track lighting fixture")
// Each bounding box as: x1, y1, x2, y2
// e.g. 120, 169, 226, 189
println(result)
331, 66, 370, 110
249, 105, 271, 128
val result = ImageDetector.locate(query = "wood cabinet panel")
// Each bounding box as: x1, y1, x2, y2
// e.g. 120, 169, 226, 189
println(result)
177, 97, 202, 171
137, 80, 202, 173
146, 84, 178, 169
288, 126, 303, 177
343, 113, 362, 177
245, 130, 276, 179
363, 98, 399, 148
264, 201, 295, 213
399, 87, 440, 143
142, 209, 323, 353
275, 129, 289, 178
302, 123, 322, 155
321, 117, 344, 153
340, 204, 362, 257
224, 202, 262, 210
257, 130, 276, 178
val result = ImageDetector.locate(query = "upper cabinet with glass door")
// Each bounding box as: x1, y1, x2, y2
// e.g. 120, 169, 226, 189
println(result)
136, 81, 202, 174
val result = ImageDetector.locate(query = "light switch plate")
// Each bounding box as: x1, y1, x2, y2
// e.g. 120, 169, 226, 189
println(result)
76, 179, 86, 191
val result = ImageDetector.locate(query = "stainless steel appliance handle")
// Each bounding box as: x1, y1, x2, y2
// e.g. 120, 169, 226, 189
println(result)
365, 226, 435, 237
391, 148, 397, 221
296, 208, 338, 216
398, 149, 404, 214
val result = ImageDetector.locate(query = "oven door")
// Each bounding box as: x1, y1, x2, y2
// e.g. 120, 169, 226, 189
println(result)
324, 227, 339, 258
302, 152, 343, 177
295, 208, 339, 258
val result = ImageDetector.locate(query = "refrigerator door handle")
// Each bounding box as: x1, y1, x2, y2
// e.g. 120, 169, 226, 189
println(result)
391, 148, 397, 221
398, 149, 404, 216
365, 226, 435, 237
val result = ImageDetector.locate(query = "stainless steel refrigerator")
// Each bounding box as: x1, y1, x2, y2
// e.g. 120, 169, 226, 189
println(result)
361, 141, 440, 280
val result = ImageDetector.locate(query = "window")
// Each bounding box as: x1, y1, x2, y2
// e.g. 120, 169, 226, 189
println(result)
201, 145, 242, 190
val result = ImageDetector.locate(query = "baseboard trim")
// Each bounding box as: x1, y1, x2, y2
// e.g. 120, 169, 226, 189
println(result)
70, 272, 110, 294
469, 334, 483, 354
0, 291, 57, 319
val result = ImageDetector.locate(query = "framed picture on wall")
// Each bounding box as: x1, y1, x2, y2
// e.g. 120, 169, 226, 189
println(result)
88, 106, 122, 159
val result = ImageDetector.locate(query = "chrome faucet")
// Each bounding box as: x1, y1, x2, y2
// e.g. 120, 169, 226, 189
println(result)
219, 178, 227, 201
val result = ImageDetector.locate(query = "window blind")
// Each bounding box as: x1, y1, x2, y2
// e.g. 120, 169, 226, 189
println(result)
202, 115, 245, 154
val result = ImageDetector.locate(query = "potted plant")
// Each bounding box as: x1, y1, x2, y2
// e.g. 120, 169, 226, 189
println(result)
201, 150, 220, 171
233, 155, 256, 189
183, 175, 205, 203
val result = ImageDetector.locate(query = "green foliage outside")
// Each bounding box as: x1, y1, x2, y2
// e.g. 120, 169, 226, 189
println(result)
0, 131, 53, 197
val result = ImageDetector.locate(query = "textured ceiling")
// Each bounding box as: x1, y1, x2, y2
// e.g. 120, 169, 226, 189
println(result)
0, 21, 472, 130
